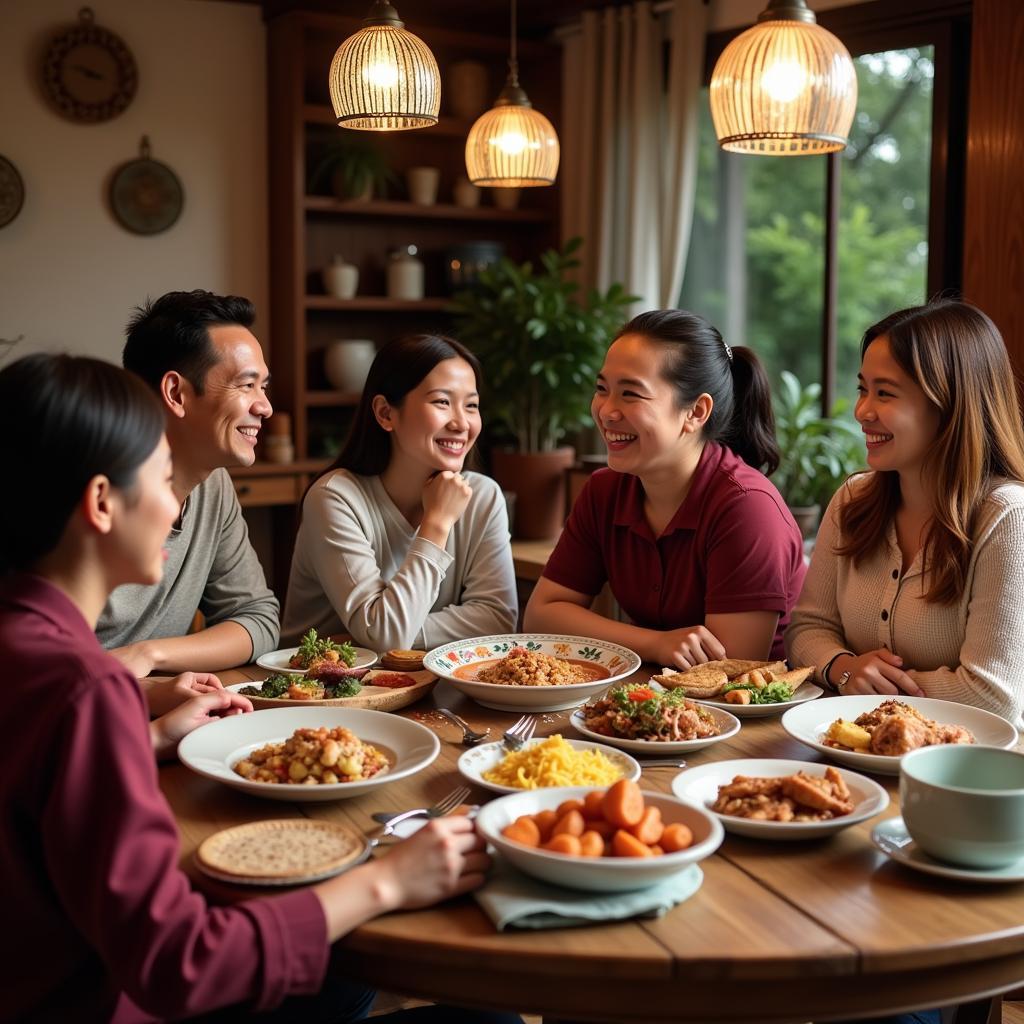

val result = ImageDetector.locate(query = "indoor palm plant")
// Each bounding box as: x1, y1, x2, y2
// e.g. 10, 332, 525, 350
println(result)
449, 237, 636, 537
773, 370, 865, 537
307, 138, 396, 201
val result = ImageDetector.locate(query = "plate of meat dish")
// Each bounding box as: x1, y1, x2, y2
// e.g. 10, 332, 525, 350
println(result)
424, 634, 641, 712
781, 696, 1018, 775
671, 758, 889, 839
570, 681, 741, 755
256, 627, 378, 676
650, 659, 821, 717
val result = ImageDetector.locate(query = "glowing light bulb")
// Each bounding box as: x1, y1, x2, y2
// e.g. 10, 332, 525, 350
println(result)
363, 62, 399, 89
761, 60, 807, 103
491, 131, 528, 156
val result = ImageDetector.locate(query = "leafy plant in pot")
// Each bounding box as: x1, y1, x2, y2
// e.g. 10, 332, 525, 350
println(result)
449, 238, 637, 539
773, 370, 865, 539
308, 138, 396, 201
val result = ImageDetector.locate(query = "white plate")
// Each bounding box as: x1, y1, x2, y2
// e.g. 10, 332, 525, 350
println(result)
781, 695, 1018, 776
423, 634, 641, 712
177, 706, 439, 802
255, 646, 378, 676
569, 705, 740, 755
475, 786, 724, 892
457, 737, 641, 795
692, 681, 824, 718
872, 817, 1024, 884
671, 758, 889, 839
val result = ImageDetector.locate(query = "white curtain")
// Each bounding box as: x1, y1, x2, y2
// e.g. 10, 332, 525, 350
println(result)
560, 0, 707, 311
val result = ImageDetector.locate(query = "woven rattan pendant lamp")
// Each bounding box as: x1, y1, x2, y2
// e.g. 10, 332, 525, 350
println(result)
710, 0, 857, 155
465, 0, 559, 186
328, 1, 440, 131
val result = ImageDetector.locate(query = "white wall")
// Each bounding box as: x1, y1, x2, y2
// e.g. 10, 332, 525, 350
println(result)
0, 0, 268, 366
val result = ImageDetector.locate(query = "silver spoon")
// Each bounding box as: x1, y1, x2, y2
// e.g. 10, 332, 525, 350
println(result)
436, 708, 490, 746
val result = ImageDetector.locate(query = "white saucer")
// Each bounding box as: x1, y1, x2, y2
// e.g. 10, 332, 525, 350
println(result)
256, 645, 378, 676
872, 817, 1024, 883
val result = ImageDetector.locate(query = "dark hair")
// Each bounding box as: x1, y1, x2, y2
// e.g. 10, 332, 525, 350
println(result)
615, 309, 780, 474
123, 289, 256, 394
328, 334, 482, 478
0, 353, 165, 574
837, 298, 1024, 603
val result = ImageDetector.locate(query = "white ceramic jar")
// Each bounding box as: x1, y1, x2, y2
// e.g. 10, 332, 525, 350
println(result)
324, 339, 377, 393
453, 176, 481, 209
406, 166, 440, 205
387, 245, 425, 301
323, 255, 359, 299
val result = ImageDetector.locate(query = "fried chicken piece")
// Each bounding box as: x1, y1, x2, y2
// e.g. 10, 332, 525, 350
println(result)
870, 714, 934, 755
780, 769, 854, 817
712, 792, 797, 821
933, 723, 975, 745
715, 775, 785, 799
855, 699, 926, 731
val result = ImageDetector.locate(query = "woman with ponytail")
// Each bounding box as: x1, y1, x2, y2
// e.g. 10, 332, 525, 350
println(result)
524, 309, 805, 666
787, 299, 1024, 729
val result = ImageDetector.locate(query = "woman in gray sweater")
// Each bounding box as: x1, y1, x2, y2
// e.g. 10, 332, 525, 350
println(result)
284, 334, 517, 652
787, 299, 1024, 730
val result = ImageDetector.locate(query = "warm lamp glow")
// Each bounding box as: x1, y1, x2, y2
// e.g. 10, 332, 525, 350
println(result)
464, 0, 559, 187
710, 0, 857, 155
328, 2, 440, 131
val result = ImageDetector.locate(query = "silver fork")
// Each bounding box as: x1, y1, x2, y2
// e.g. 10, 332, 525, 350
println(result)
369, 785, 471, 832
502, 714, 537, 751
436, 708, 490, 746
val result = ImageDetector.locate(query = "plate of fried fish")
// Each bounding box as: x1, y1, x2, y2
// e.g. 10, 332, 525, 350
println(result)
781, 696, 1017, 775
650, 659, 821, 718
671, 758, 889, 839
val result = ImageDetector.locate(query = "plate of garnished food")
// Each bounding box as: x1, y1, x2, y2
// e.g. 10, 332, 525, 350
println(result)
570, 681, 740, 754
651, 659, 821, 717
256, 627, 378, 676
781, 695, 1017, 775
458, 734, 641, 795
475, 780, 723, 892
671, 758, 889, 839
423, 634, 641, 712
177, 707, 439, 802
228, 666, 436, 713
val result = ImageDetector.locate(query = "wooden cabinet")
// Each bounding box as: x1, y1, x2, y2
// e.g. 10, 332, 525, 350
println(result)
266, 10, 562, 462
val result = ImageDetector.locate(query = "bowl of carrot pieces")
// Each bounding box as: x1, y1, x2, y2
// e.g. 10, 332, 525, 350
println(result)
475, 779, 724, 892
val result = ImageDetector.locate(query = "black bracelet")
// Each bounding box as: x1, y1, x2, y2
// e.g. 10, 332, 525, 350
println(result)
822, 650, 854, 692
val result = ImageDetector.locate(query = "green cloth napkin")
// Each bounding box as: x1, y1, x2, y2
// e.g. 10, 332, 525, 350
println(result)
474, 858, 704, 931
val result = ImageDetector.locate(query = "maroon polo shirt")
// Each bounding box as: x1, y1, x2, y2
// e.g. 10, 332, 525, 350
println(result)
543, 443, 806, 659
0, 573, 328, 1022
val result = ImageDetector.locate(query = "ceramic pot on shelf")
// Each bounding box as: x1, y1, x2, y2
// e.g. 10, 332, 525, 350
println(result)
324, 340, 377, 394
453, 176, 481, 209
387, 245, 425, 301
406, 166, 440, 205
491, 187, 521, 211
490, 447, 575, 540
323, 255, 359, 299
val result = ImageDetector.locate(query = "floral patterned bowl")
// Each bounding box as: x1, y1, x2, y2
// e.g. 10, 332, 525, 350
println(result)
423, 634, 642, 712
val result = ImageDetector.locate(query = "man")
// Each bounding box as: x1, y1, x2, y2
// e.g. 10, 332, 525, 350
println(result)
97, 290, 280, 694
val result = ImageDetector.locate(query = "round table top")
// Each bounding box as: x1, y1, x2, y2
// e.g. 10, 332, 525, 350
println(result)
162, 665, 1024, 1023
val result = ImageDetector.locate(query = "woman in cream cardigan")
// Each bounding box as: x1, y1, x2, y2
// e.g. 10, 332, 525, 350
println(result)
787, 299, 1024, 731
283, 334, 517, 652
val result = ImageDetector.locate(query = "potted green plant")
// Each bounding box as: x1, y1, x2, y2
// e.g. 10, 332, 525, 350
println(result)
449, 237, 637, 539
773, 370, 865, 538
308, 138, 396, 201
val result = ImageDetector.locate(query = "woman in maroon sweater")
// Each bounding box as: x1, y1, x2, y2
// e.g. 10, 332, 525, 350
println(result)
0, 353, 507, 1023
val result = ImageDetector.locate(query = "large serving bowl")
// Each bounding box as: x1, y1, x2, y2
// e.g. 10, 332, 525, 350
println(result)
177, 706, 439, 802
423, 634, 642, 712
475, 785, 724, 892
781, 695, 1018, 776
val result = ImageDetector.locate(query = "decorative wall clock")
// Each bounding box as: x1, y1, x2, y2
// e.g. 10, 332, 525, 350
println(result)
0, 155, 25, 229
109, 136, 183, 235
42, 7, 138, 123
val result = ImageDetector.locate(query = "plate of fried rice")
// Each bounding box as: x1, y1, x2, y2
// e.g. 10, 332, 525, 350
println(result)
424, 634, 641, 712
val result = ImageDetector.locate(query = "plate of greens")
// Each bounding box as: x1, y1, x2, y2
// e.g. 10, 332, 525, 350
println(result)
690, 680, 823, 718
228, 668, 436, 712
256, 628, 377, 676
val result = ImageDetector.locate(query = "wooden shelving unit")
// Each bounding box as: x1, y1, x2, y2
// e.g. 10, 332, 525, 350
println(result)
267, 10, 562, 462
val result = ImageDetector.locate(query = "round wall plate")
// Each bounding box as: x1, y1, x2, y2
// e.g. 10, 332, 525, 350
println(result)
109, 138, 183, 235
0, 155, 25, 229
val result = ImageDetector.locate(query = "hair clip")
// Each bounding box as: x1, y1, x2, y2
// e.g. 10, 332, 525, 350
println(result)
723, 342, 733, 362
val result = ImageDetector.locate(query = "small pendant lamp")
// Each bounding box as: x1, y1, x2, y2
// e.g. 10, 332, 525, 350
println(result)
709, 0, 857, 155
465, 0, 559, 187
328, 1, 440, 131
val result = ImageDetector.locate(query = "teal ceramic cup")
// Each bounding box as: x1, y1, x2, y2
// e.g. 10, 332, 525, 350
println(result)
900, 745, 1024, 868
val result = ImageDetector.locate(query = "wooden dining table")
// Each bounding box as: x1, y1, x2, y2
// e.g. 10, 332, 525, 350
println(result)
161, 664, 1024, 1024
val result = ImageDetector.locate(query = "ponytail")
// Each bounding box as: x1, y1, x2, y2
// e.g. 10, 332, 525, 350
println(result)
726, 346, 779, 475
614, 310, 779, 475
